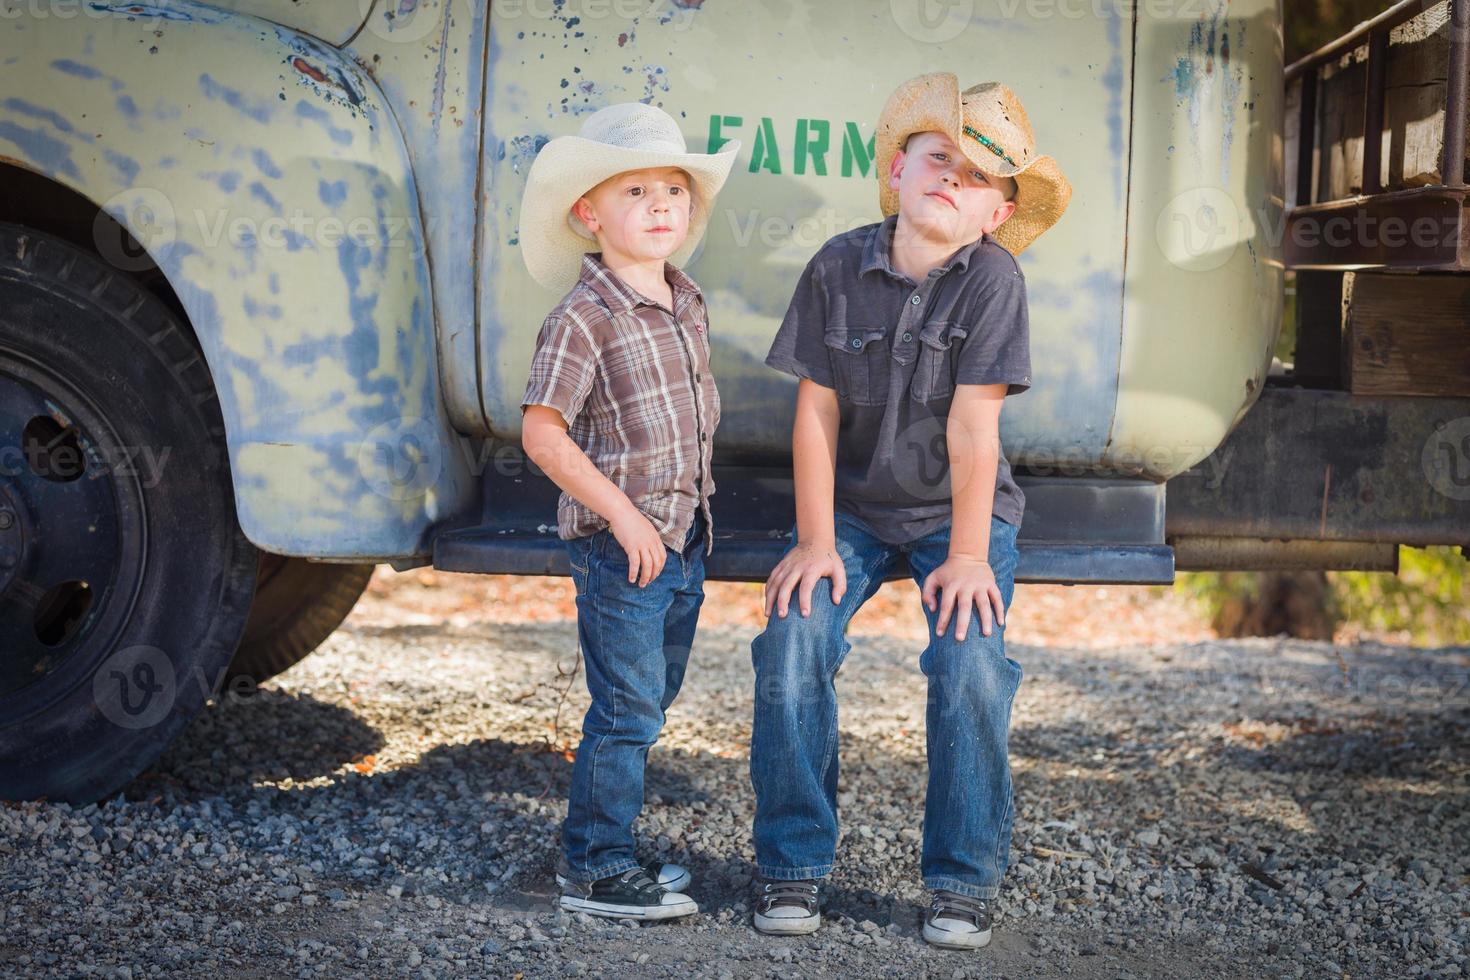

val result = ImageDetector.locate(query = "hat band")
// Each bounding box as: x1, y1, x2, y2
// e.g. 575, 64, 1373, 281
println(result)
962, 124, 1018, 167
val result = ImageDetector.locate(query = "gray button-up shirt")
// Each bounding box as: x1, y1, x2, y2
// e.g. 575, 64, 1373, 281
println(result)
764, 215, 1031, 544
522, 253, 720, 554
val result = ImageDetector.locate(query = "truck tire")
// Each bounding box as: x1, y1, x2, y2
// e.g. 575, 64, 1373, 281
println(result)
226, 555, 374, 684
0, 224, 259, 804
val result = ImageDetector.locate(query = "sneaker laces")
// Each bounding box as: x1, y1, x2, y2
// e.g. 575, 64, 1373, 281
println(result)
759, 879, 819, 913
930, 890, 989, 929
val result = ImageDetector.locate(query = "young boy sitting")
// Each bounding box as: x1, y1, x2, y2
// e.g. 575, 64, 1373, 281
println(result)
517, 102, 738, 920
749, 73, 1071, 949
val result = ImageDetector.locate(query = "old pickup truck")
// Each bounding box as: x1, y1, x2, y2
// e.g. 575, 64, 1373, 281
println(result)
1, 0, 1465, 802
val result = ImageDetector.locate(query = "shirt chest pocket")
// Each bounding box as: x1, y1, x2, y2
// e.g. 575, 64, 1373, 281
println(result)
912, 321, 968, 403
823, 325, 890, 406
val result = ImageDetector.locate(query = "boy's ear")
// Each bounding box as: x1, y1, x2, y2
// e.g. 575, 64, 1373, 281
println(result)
570, 196, 598, 233
991, 199, 1018, 230
888, 146, 906, 191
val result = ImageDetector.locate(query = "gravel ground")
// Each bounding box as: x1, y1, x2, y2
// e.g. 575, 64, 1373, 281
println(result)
2, 577, 1467, 979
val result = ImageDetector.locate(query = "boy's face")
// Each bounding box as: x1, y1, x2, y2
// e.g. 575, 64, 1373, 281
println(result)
571, 166, 693, 265
889, 131, 1017, 245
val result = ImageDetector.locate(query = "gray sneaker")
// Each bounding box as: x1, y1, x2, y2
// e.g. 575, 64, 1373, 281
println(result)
557, 866, 697, 921
922, 890, 993, 949
752, 878, 821, 935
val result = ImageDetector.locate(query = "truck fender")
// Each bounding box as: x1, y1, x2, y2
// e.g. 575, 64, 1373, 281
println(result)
0, 1, 476, 559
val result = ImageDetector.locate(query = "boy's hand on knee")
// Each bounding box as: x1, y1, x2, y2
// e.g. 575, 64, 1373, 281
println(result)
609, 510, 667, 587
763, 541, 847, 620
923, 557, 1005, 642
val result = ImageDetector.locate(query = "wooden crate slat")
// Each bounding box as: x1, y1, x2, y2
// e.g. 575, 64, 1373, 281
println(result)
1343, 271, 1470, 396
1288, 1, 1466, 202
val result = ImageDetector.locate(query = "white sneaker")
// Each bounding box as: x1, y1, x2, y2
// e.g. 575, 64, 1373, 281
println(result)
752, 878, 821, 935
922, 890, 993, 950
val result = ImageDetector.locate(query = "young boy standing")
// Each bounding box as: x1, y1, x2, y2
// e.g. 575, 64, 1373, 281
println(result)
749, 74, 1071, 949
518, 103, 738, 920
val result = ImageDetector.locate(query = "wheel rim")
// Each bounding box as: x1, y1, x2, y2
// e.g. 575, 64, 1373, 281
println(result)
0, 351, 143, 699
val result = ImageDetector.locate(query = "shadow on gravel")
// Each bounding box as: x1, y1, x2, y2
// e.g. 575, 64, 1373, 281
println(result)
117, 632, 1467, 956
1014, 638, 1470, 713
409, 734, 714, 808
123, 688, 386, 800
1212, 716, 1470, 778
132, 693, 935, 926
1009, 715, 1470, 781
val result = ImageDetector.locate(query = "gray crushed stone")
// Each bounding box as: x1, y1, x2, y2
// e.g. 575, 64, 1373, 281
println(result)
2, 618, 1466, 978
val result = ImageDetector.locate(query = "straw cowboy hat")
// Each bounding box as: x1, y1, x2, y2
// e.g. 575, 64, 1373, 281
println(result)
876, 73, 1072, 255
519, 103, 741, 292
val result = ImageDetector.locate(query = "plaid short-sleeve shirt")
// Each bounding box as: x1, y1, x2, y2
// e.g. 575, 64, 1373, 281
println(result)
521, 253, 720, 554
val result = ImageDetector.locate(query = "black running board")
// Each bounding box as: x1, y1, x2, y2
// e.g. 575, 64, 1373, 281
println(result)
433, 457, 1174, 585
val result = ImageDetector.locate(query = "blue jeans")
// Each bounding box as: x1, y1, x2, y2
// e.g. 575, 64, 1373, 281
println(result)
560, 511, 706, 883
750, 510, 1022, 899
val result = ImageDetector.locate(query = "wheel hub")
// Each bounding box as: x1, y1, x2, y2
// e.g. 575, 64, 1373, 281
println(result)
0, 361, 131, 697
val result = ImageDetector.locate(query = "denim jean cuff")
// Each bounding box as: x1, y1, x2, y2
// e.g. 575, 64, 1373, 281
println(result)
560, 855, 640, 886
924, 876, 1000, 900
756, 863, 833, 881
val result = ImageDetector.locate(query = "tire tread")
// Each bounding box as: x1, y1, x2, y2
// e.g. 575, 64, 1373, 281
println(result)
0, 222, 259, 804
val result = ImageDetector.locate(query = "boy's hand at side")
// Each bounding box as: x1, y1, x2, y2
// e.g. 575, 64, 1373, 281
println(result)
608, 505, 666, 587
922, 556, 1004, 642
523, 404, 666, 588
763, 540, 847, 619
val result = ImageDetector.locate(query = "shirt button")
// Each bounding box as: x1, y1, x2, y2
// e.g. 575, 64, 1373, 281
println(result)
699, 433, 707, 443
902, 331, 913, 342
910, 294, 922, 306
850, 337, 862, 349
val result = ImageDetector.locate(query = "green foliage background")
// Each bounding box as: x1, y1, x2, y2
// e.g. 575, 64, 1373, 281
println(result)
1177, 547, 1470, 646
1333, 547, 1470, 645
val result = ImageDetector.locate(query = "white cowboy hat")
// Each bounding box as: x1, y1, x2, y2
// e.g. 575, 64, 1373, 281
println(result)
519, 103, 741, 292
876, 73, 1072, 255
